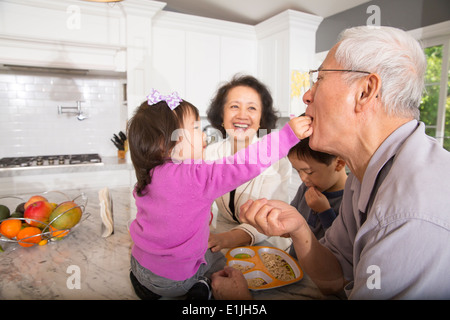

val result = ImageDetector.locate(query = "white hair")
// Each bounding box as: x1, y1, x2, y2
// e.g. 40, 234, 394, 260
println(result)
335, 26, 426, 120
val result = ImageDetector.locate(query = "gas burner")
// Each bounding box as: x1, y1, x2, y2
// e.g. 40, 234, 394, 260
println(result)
0, 154, 102, 169
69, 154, 102, 165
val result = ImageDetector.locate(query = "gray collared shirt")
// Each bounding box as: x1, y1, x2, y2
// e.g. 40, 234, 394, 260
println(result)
321, 120, 450, 299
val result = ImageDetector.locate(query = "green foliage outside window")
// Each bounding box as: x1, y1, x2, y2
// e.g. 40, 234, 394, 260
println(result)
420, 45, 450, 151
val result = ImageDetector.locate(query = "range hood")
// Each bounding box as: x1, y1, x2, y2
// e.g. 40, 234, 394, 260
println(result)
2, 64, 89, 75
1, 64, 125, 77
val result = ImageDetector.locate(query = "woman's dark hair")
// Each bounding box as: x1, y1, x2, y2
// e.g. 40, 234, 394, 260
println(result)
127, 99, 199, 196
206, 74, 278, 138
288, 137, 336, 166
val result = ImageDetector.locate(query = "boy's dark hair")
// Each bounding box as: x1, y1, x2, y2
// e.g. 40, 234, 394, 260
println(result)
206, 74, 278, 138
127, 99, 199, 196
288, 137, 336, 166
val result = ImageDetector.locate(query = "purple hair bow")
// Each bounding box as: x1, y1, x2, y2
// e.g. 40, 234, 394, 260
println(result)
147, 88, 182, 110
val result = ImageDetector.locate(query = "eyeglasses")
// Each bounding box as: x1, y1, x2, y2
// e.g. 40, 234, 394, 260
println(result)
308, 69, 371, 89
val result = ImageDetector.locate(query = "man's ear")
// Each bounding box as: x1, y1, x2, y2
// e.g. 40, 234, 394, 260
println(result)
334, 157, 346, 172
355, 73, 381, 113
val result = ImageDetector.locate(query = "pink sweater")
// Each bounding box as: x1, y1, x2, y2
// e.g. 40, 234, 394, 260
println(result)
130, 124, 298, 280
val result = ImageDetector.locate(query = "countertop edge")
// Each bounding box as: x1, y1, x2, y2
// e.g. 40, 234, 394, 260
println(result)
0, 156, 133, 177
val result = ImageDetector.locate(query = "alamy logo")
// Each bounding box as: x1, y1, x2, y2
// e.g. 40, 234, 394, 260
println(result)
170, 125, 277, 165
366, 5, 381, 28
66, 265, 81, 289
66, 5, 81, 30
366, 265, 381, 290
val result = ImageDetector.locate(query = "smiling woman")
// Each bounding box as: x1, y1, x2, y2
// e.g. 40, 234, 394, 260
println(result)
222, 85, 262, 153
205, 74, 293, 253
207, 75, 278, 143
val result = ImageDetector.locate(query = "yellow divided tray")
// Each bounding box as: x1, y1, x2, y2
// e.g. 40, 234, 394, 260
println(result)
225, 246, 303, 291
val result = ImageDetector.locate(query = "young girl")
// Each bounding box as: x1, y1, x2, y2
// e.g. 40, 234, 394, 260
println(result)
127, 89, 312, 300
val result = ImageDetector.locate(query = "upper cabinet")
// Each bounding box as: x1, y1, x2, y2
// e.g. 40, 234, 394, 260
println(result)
256, 10, 323, 117
151, 10, 322, 117
0, 0, 128, 71
151, 12, 257, 116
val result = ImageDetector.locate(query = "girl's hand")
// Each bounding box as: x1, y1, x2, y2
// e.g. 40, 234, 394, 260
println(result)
288, 116, 313, 140
208, 230, 252, 253
305, 186, 331, 213
208, 233, 226, 253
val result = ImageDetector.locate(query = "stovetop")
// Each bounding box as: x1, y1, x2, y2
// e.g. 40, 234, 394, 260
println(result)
0, 153, 103, 169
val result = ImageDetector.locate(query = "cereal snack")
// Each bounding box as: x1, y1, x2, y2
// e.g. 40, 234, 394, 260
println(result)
225, 246, 303, 290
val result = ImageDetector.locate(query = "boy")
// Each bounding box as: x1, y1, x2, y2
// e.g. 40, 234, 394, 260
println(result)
288, 137, 347, 247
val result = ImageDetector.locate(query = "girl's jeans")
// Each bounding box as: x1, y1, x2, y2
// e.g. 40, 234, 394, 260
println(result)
130, 249, 226, 298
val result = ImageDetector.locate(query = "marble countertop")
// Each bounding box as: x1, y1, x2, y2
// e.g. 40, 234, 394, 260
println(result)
0, 186, 324, 300
0, 187, 137, 299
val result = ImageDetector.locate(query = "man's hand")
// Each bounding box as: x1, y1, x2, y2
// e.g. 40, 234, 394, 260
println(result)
239, 198, 345, 295
211, 267, 252, 300
239, 199, 306, 237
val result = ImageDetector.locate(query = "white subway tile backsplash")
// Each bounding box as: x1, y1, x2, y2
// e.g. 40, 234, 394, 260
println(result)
16, 75, 32, 84
8, 83, 24, 91
0, 70, 126, 159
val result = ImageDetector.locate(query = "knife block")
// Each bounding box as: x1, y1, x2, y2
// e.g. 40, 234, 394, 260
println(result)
117, 141, 128, 159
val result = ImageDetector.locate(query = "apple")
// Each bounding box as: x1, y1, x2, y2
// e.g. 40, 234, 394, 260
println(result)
49, 201, 82, 229
24, 195, 48, 210
24, 200, 54, 228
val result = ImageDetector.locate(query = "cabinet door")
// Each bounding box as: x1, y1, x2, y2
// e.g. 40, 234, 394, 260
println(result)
151, 27, 186, 96
220, 36, 257, 81
186, 32, 220, 116
258, 32, 289, 116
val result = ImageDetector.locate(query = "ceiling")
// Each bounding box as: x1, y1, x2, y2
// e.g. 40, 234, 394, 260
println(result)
158, 0, 372, 25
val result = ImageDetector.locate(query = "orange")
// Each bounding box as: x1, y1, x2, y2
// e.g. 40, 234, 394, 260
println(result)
49, 225, 69, 238
0, 219, 22, 239
16, 227, 42, 247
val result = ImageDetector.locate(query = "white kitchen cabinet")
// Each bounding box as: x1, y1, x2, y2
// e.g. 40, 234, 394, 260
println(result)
220, 36, 257, 82
256, 10, 323, 117
0, 0, 127, 71
151, 11, 257, 116
186, 31, 221, 112
151, 27, 187, 98
151, 10, 321, 118
151, 28, 222, 112
257, 31, 290, 116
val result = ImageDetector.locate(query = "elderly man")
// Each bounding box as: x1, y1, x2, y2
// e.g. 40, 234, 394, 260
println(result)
211, 26, 450, 299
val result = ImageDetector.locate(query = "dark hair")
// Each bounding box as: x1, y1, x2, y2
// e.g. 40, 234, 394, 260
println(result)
206, 74, 278, 138
127, 99, 199, 196
288, 137, 336, 166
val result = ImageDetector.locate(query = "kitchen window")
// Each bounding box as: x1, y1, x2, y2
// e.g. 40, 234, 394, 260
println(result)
420, 36, 450, 151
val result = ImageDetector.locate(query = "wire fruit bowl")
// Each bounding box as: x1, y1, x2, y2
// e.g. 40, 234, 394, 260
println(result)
0, 191, 89, 249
